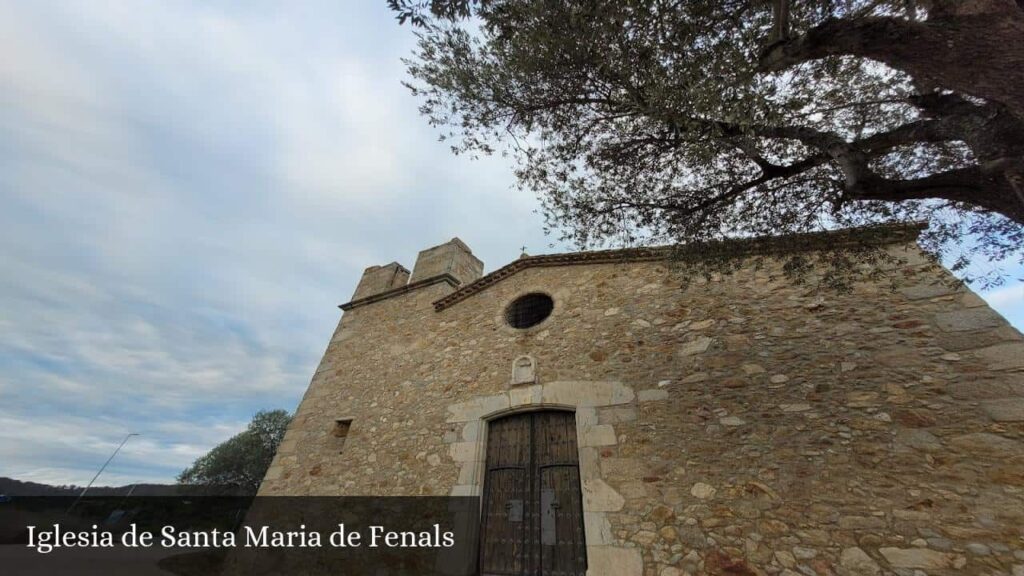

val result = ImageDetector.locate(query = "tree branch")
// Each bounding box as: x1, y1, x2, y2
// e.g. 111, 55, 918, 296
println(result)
757, 13, 1024, 119
856, 164, 1024, 222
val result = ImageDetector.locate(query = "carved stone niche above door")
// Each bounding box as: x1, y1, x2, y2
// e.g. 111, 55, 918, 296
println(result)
511, 355, 536, 386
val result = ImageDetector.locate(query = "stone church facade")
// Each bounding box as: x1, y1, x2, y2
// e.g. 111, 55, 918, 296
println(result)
259, 224, 1024, 576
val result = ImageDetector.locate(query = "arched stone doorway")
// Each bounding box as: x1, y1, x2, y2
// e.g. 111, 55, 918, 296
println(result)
479, 410, 587, 575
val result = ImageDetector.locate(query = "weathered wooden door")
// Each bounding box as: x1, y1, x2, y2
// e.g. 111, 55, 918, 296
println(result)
479, 410, 587, 576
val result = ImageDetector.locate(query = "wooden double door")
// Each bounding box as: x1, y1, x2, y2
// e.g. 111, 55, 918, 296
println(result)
479, 410, 587, 576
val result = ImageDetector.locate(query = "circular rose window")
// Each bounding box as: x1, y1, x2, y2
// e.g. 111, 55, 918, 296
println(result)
504, 293, 554, 329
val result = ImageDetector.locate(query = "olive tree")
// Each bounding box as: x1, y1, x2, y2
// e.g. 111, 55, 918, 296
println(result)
391, 0, 1024, 286
177, 410, 291, 495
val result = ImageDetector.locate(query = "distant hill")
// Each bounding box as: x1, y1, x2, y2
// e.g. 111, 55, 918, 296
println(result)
0, 477, 179, 497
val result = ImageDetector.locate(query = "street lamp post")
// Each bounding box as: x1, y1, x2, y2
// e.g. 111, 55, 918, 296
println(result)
66, 432, 139, 514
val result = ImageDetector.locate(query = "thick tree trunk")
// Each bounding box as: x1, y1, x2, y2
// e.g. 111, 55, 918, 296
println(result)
853, 165, 1024, 224
760, 11, 1024, 120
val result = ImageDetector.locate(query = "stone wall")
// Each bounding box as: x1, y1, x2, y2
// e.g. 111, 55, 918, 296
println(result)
260, 237, 1024, 576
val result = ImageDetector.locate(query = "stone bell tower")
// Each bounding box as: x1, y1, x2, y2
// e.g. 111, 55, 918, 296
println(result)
347, 238, 484, 304
408, 237, 483, 286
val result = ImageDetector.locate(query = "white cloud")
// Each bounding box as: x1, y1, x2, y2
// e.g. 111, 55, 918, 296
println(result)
0, 1, 559, 486
0, 413, 217, 486
984, 284, 1023, 308
981, 282, 1024, 330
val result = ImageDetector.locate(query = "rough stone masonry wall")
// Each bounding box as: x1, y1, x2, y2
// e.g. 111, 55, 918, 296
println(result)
260, 240, 1024, 576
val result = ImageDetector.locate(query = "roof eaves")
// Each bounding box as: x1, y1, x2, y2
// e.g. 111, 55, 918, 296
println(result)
431, 222, 927, 312
340, 273, 460, 311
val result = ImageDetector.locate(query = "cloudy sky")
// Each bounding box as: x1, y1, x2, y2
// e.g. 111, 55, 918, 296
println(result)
1, 1, 1021, 487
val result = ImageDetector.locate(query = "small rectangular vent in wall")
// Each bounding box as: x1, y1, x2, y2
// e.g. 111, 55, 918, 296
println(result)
333, 417, 353, 453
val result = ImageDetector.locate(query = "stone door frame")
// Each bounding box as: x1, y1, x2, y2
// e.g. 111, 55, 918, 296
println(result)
444, 380, 645, 576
